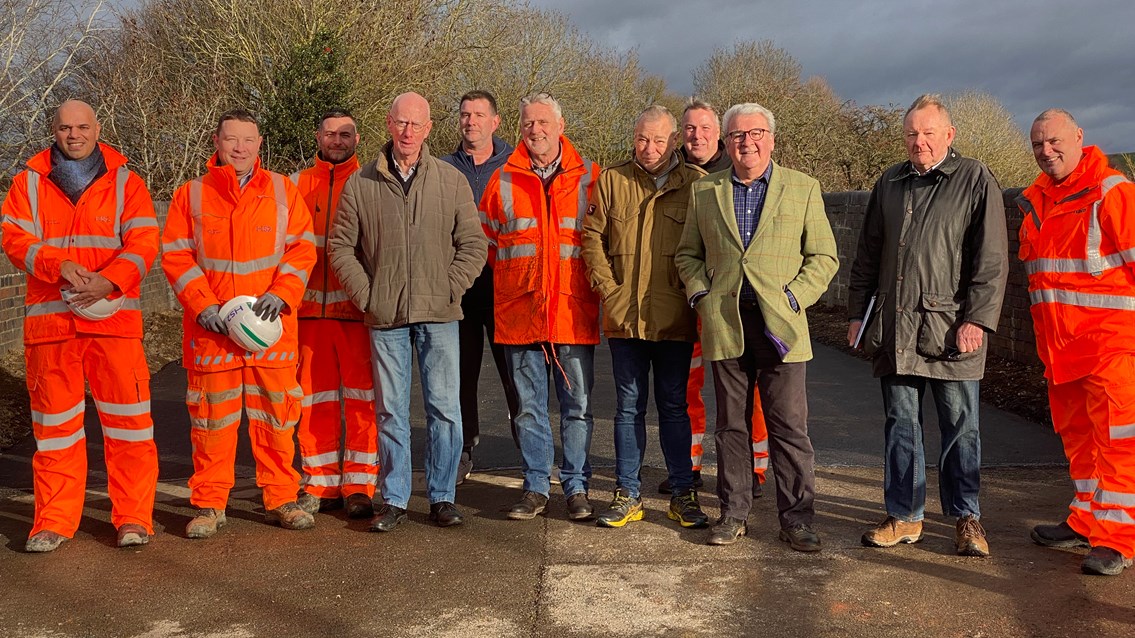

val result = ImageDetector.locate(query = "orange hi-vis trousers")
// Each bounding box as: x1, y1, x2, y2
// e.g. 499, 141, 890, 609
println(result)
186, 366, 303, 511
1048, 354, 1135, 558
25, 337, 158, 538
688, 338, 769, 480
297, 319, 378, 498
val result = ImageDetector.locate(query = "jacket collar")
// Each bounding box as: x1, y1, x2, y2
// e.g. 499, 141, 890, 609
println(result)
375, 140, 433, 182
1026, 145, 1110, 197
206, 153, 266, 200
888, 148, 963, 182
505, 135, 587, 176
26, 141, 129, 176
313, 152, 361, 180
449, 136, 513, 166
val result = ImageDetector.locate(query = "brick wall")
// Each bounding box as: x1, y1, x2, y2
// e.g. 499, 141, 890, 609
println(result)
0, 202, 180, 358
0, 194, 1041, 364
820, 189, 1039, 365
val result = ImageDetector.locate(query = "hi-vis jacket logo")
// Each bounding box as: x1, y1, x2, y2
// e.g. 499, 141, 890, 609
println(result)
255, 225, 273, 233
95, 215, 111, 223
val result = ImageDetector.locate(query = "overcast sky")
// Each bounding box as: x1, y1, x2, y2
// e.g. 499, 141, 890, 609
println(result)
527, 0, 1135, 153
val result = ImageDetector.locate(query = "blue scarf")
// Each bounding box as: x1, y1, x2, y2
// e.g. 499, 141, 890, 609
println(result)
47, 144, 107, 204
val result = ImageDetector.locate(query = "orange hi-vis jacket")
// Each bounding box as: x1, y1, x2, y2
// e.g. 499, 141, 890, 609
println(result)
1, 143, 159, 344
162, 155, 316, 372
479, 136, 601, 346
290, 154, 363, 320
1017, 145, 1135, 384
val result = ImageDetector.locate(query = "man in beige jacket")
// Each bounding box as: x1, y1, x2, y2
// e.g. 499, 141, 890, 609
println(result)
328, 92, 487, 532
582, 105, 709, 531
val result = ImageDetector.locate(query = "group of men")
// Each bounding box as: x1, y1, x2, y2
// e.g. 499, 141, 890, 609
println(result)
3, 92, 1134, 576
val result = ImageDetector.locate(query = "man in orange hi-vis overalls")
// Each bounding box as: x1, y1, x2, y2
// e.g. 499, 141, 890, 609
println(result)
1, 99, 159, 552
1020, 109, 1135, 576
290, 110, 376, 520
162, 109, 317, 538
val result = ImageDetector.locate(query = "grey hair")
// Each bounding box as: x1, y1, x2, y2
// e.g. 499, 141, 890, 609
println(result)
1034, 108, 1078, 127
905, 94, 952, 126
683, 97, 720, 127
722, 103, 776, 135
635, 104, 677, 133
519, 92, 562, 120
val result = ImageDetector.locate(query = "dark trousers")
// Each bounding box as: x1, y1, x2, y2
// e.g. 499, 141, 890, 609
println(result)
458, 303, 520, 451
711, 304, 815, 527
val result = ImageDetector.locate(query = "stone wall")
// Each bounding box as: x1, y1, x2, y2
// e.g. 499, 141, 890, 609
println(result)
0, 194, 1040, 364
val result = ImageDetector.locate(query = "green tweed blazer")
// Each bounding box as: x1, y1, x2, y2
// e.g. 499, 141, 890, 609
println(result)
675, 161, 838, 363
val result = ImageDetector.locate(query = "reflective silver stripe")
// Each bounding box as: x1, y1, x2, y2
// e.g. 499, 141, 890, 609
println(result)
95, 399, 151, 417
5, 216, 37, 235
27, 171, 42, 237
560, 244, 580, 259
287, 231, 316, 245
344, 449, 378, 465
689, 355, 703, 369
1025, 252, 1127, 276
173, 265, 207, 294
1111, 424, 1135, 440
119, 252, 148, 280
267, 352, 279, 362
753, 458, 770, 470
1094, 509, 1135, 525
271, 172, 288, 258
33, 400, 86, 427
36, 429, 86, 452
189, 178, 206, 265
102, 425, 154, 442
1071, 498, 1091, 511
314, 235, 326, 248
224, 353, 234, 363
191, 412, 241, 430
199, 255, 280, 276
576, 159, 594, 223
24, 242, 42, 274
279, 262, 310, 286
303, 451, 341, 467
1030, 288, 1135, 311
113, 166, 128, 238
288, 171, 301, 185
504, 218, 538, 234
499, 171, 517, 222
342, 387, 374, 401
691, 433, 704, 446
481, 214, 500, 233
187, 386, 242, 404
46, 235, 122, 250
122, 217, 159, 233
752, 440, 769, 454
303, 475, 342, 487
1095, 489, 1135, 508
247, 408, 285, 427
26, 301, 70, 317
163, 238, 195, 253
497, 244, 537, 261
302, 390, 340, 407
1073, 478, 1099, 493
560, 217, 581, 231
344, 472, 378, 485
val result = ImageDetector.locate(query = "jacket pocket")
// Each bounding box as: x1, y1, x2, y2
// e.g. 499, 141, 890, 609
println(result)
660, 205, 686, 291
494, 258, 537, 302
863, 292, 887, 355
915, 292, 973, 360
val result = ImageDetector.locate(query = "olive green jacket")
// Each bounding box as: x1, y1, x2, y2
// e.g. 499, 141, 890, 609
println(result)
581, 156, 704, 342
675, 161, 838, 362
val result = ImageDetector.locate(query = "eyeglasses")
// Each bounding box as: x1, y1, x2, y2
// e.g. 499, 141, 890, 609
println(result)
391, 119, 429, 133
726, 128, 770, 144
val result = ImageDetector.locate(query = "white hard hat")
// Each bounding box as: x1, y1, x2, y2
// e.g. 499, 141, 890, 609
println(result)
219, 295, 282, 352
60, 288, 125, 321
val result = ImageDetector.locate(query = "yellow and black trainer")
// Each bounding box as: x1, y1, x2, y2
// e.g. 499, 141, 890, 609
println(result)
595, 488, 644, 528
667, 489, 710, 528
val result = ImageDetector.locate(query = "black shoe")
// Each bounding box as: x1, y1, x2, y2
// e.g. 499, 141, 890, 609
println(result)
667, 489, 710, 528
753, 476, 764, 499
1031, 521, 1089, 548
368, 504, 407, 532
456, 450, 473, 486
779, 523, 822, 552
595, 489, 643, 528
507, 491, 548, 520
345, 493, 374, 519
429, 501, 464, 527
707, 516, 747, 545
567, 493, 594, 521
659, 470, 702, 495
1082, 546, 1133, 576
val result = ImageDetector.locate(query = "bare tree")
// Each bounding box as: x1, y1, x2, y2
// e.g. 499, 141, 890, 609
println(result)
944, 91, 1036, 187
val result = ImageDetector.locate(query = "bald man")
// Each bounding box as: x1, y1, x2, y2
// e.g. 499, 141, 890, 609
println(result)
1, 100, 160, 551
328, 92, 487, 532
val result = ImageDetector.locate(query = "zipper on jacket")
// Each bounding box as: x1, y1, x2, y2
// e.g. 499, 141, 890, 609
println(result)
320, 168, 334, 318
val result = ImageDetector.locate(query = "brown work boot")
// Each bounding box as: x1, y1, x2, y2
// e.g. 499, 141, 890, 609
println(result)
266, 501, 316, 530
862, 516, 924, 547
956, 515, 990, 557
25, 530, 69, 553
186, 508, 227, 539
116, 523, 150, 548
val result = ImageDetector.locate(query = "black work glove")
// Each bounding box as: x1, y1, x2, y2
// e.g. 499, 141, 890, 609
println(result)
197, 304, 226, 334
252, 293, 284, 321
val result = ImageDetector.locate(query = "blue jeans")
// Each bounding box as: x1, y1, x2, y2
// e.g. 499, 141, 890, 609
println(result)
369, 322, 462, 509
504, 343, 594, 497
609, 338, 695, 498
881, 374, 981, 521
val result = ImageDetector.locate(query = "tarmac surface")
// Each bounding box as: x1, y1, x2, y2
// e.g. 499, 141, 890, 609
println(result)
0, 340, 1132, 638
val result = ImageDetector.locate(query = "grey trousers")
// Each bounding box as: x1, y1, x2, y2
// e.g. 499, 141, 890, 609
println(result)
711, 304, 816, 527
